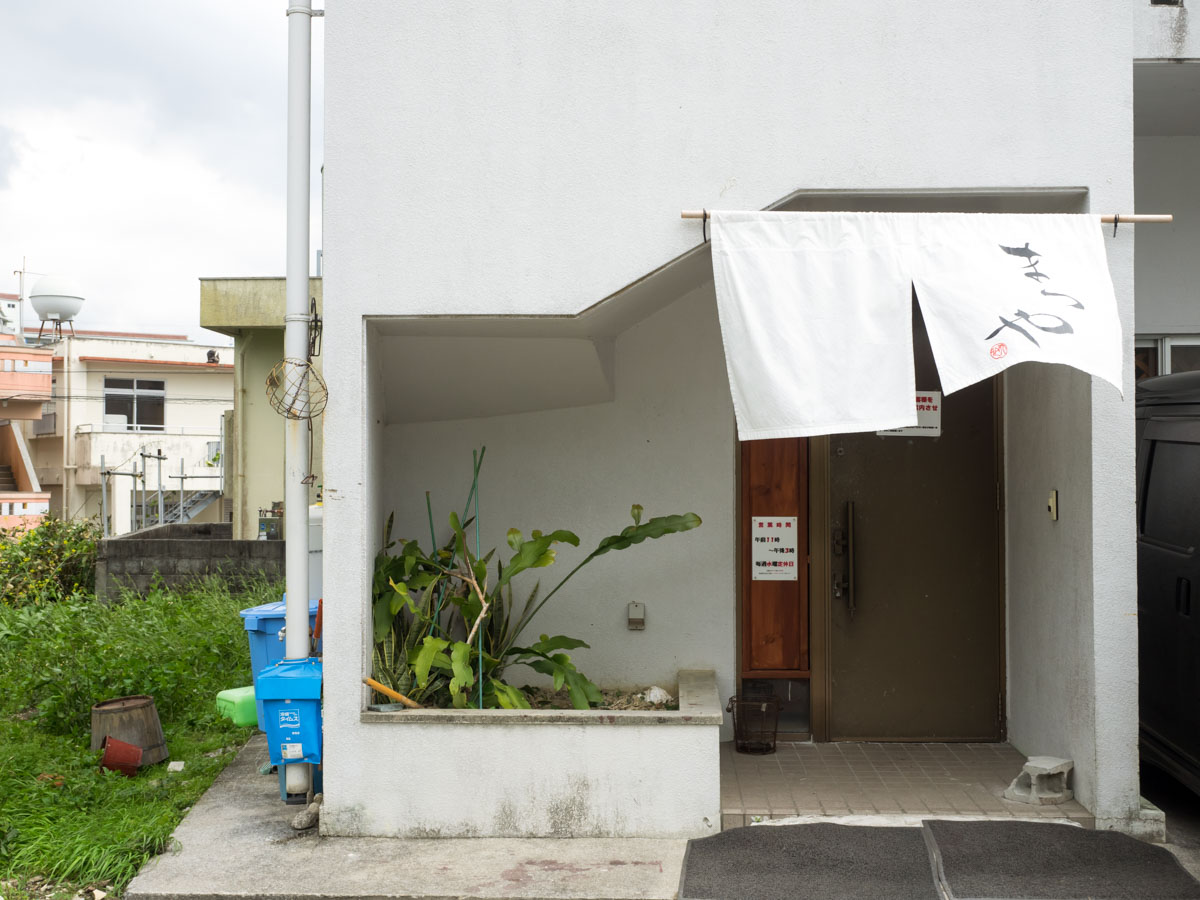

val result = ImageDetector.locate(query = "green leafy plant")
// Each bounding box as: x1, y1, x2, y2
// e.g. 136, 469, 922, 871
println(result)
370, 450, 701, 710
0, 516, 101, 607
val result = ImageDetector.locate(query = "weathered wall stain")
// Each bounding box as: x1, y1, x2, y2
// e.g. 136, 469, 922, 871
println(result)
546, 776, 594, 837
1170, 4, 1189, 58
492, 798, 519, 835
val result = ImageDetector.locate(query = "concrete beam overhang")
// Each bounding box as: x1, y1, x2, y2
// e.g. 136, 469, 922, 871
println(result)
1135, 59, 1200, 136
371, 186, 1090, 425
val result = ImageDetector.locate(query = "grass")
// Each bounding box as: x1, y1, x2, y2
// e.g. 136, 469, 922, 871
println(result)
0, 576, 280, 895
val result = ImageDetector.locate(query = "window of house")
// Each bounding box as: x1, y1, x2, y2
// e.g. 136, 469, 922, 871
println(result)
1167, 338, 1200, 375
1136, 336, 1200, 380
1136, 341, 1161, 381
104, 377, 165, 431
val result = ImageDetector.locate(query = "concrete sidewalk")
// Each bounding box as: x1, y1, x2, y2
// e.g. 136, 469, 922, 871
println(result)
127, 735, 1196, 900
124, 734, 686, 900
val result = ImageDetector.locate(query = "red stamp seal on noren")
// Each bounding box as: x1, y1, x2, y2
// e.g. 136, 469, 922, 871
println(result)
990, 342, 1008, 360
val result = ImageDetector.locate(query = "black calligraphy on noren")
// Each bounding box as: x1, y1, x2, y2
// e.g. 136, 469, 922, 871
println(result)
1000, 243, 1049, 282
986, 310, 1073, 348
989, 242, 1083, 347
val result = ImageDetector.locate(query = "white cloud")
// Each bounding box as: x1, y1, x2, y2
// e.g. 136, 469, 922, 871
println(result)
0, 0, 324, 339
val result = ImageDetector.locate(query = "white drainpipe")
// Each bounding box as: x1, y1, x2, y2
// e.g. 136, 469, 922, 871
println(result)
284, 0, 317, 796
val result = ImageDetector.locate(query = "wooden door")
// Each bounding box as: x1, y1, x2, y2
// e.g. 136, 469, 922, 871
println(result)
741, 438, 809, 677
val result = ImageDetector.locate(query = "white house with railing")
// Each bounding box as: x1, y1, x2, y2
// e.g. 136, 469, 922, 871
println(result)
18, 329, 234, 535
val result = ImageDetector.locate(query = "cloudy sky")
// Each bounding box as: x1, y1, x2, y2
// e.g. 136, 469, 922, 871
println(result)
0, 1, 324, 342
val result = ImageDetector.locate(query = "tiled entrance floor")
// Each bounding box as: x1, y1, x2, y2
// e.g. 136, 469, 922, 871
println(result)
720, 740, 1093, 830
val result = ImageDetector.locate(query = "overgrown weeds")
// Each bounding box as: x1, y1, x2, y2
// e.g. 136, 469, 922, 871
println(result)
0, 576, 275, 891
0, 516, 102, 607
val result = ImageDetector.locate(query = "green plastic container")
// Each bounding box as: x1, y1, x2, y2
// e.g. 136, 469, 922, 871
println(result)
216, 685, 258, 728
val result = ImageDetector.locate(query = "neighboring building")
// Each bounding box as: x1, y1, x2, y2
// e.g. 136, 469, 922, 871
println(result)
0, 332, 53, 529
313, 2, 1193, 840
1134, 4, 1200, 378
199, 276, 323, 541
0, 293, 22, 336
18, 329, 234, 535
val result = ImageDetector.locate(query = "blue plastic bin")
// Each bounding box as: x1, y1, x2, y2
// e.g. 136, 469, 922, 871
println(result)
240, 594, 321, 731
257, 657, 323, 767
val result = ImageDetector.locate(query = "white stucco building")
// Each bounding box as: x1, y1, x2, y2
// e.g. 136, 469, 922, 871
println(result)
1135, 4, 1200, 378
20, 329, 234, 535
314, 1, 1196, 839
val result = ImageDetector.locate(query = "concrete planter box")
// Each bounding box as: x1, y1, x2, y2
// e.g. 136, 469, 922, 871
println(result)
320, 669, 722, 839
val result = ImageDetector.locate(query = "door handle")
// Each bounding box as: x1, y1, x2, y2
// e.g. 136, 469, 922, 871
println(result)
833, 503, 857, 616
845, 501, 856, 619
1178, 577, 1192, 617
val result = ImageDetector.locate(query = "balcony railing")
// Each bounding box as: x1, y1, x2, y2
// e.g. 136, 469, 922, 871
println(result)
32, 413, 56, 436
73, 423, 222, 437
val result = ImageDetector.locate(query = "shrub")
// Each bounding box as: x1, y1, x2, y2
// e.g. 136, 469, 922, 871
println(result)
0, 517, 101, 607
0, 576, 276, 890
0, 576, 274, 736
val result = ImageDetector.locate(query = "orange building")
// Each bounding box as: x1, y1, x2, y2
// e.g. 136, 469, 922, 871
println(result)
0, 330, 53, 530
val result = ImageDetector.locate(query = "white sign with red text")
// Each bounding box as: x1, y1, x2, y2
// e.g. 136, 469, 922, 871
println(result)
751, 516, 799, 581
877, 391, 943, 438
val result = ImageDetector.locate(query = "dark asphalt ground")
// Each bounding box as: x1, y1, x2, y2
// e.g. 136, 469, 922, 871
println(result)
1144, 763, 1200, 881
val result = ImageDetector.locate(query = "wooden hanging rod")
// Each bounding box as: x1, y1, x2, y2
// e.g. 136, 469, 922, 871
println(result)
680, 210, 1172, 223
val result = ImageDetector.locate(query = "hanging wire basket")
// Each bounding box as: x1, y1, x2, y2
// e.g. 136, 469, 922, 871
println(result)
266, 358, 328, 421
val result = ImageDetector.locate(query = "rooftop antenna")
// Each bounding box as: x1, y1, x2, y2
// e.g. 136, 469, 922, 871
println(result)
28, 274, 85, 341
11, 258, 46, 344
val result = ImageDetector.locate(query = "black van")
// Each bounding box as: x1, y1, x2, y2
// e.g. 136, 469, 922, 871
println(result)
1137, 370, 1200, 794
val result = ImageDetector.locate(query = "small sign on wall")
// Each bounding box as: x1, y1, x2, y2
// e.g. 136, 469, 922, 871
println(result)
751, 516, 799, 581
877, 390, 943, 438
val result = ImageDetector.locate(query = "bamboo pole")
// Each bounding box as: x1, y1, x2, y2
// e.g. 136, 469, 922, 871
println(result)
363, 677, 422, 709
680, 210, 1172, 223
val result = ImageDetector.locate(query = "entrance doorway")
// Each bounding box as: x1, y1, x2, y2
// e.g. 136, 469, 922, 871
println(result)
739, 302, 1004, 742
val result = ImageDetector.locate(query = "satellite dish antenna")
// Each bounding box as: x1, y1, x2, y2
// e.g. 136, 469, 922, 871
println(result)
29, 275, 85, 340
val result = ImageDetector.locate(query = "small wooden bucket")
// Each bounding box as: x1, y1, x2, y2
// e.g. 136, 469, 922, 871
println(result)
90, 695, 169, 766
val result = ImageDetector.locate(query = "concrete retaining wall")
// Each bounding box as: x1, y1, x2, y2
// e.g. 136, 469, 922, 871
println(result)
96, 522, 284, 599
323, 670, 722, 839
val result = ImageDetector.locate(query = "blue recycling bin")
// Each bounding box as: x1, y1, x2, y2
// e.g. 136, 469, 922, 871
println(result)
256, 657, 323, 767
240, 594, 321, 730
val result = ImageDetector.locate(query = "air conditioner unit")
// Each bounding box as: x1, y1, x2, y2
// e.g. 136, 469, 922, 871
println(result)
103, 414, 128, 432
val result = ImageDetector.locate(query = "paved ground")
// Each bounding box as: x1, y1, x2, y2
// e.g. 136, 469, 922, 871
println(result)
1144, 762, 1200, 882
721, 740, 1093, 828
125, 734, 686, 900
127, 735, 1200, 900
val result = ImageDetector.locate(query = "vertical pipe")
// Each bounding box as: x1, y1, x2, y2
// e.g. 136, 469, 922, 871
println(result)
60, 338, 70, 517
157, 451, 164, 526
100, 454, 108, 538
15, 258, 24, 345
179, 459, 186, 522
284, 0, 314, 796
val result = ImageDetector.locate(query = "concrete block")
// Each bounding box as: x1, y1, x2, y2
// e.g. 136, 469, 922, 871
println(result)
106, 540, 137, 559
178, 558, 206, 576
94, 560, 109, 602
1004, 756, 1074, 805
251, 541, 282, 559
208, 540, 237, 559
228, 541, 253, 560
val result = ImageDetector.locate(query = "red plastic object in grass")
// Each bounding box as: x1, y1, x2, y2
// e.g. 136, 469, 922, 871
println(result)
99, 735, 143, 776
